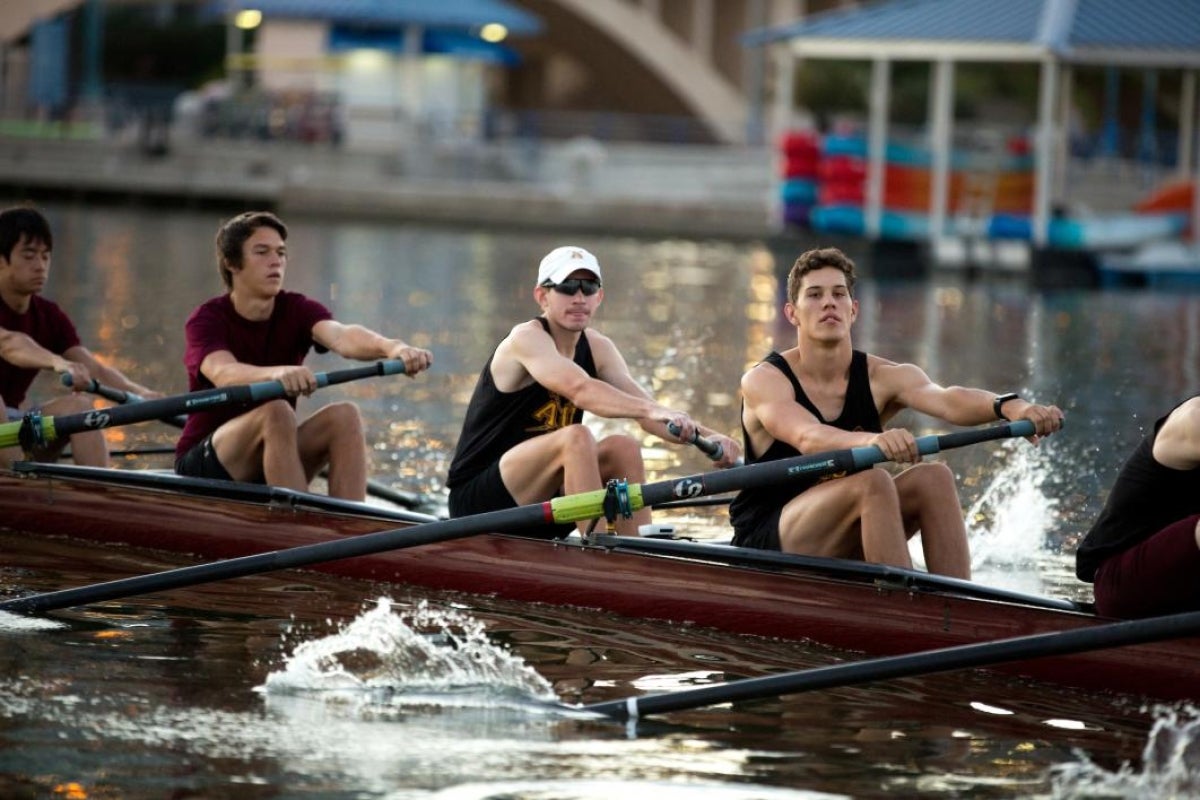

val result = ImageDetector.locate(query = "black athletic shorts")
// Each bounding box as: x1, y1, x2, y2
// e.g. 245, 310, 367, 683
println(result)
447, 460, 575, 540
174, 434, 237, 482
730, 504, 784, 551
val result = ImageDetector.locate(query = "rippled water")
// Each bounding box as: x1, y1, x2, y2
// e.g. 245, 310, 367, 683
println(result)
3, 202, 1200, 797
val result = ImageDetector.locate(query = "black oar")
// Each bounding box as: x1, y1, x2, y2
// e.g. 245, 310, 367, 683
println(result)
69, 376, 430, 510
579, 608, 1200, 721
1, 360, 410, 451
66, 376, 186, 428
0, 420, 1032, 615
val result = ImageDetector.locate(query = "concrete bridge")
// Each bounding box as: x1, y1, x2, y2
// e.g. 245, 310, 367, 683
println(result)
509, 0, 814, 144
1, 0, 840, 145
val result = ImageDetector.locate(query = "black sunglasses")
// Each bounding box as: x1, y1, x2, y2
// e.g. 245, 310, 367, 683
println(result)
544, 278, 602, 296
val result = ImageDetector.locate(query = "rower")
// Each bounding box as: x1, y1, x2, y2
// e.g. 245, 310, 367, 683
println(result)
173, 211, 433, 501
731, 246, 1064, 579
445, 245, 741, 539
0, 205, 163, 469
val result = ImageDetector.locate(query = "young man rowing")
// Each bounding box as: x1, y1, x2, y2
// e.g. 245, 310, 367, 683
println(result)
731, 247, 1064, 578
446, 245, 740, 537
174, 211, 432, 500
1076, 397, 1200, 618
0, 205, 162, 468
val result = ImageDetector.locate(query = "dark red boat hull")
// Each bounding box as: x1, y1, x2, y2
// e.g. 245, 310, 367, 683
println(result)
3, 463, 1195, 701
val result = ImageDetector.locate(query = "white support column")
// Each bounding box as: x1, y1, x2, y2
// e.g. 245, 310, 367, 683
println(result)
1188, 69, 1199, 247
865, 57, 891, 239
1053, 65, 1073, 207
929, 59, 955, 244
771, 47, 796, 141
1033, 57, 1060, 248
1179, 69, 1196, 177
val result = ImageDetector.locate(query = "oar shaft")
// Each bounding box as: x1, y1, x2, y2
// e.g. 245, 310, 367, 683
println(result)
631, 420, 1035, 512
2, 360, 409, 449
65, 376, 187, 429
0, 421, 1033, 615
581, 609, 1200, 720
0, 499, 551, 613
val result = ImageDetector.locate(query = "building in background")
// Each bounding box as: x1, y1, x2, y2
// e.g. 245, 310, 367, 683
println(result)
0, 0, 848, 147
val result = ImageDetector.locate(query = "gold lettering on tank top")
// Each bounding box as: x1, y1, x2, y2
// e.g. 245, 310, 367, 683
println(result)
527, 394, 579, 432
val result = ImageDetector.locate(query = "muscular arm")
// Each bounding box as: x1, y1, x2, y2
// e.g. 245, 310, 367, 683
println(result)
312, 320, 432, 376
198, 349, 317, 395
62, 345, 158, 397
0, 328, 73, 373
1153, 398, 1200, 470
504, 323, 675, 424
884, 359, 1064, 439
0, 328, 91, 390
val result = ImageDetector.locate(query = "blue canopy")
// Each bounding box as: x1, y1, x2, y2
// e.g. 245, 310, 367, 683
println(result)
744, 0, 1200, 65
212, 0, 542, 36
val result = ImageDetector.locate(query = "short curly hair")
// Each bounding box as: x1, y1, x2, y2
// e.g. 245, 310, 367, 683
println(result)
786, 247, 857, 305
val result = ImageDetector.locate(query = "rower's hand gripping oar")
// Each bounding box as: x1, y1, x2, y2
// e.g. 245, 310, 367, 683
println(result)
1, 360, 412, 451
0, 420, 1033, 615
62, 375, 187, 428
666, 421, 743, 466
59, 367, 430, 511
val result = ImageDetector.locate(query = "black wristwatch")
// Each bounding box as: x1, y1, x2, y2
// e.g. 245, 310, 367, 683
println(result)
993, 392, 1020, 421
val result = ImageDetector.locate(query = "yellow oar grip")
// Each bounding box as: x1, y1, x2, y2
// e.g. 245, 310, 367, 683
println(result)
548, 484, 646, 524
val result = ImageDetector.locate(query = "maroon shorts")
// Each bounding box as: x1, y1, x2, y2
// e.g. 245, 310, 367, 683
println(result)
1093, 514, 1200, 618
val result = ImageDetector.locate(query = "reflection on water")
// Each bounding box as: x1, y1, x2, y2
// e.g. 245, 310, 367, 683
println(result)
0, 531, 1181, 799
6, 201, 1200, 796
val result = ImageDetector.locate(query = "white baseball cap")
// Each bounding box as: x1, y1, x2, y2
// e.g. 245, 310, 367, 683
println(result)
536, 246, 602, 286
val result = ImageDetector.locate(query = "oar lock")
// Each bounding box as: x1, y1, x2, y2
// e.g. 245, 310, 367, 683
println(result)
17, 411, 47, 453
600, 478, 634, 531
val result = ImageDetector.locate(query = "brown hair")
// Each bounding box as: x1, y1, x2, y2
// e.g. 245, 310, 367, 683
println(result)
215, 211, 288, 289
786, 247, 857, 305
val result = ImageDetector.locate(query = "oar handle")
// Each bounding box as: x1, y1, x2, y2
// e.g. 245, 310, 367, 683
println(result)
62, 375, 140, 404
849, 418, 1037, 470
667, 421, 725, 462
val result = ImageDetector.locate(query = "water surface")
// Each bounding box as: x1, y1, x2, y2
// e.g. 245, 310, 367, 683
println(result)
3, 202, 1199, 797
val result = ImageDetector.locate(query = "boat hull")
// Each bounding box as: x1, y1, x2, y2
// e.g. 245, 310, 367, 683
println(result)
2, 463, 1195, 702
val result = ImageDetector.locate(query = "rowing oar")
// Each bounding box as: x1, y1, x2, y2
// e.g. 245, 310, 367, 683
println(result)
66, 375, 428, 510
0, 360, 410, 451
668, 423, 743, 466
577, 607, 1200, 721
65, 375, 186, 428
0, 420, 1032, 615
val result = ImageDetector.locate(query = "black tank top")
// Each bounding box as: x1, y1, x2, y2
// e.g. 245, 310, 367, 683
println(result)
1076, 399, 1200, 581
447, 317, 597, 488
729, 350, 882, 540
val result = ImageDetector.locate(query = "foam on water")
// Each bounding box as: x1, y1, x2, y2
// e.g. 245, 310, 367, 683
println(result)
422, 779, 845, 800
908, 440, 1063, 595
1048, 704, 1200, 798
0, 609, 66, 631
258, 598, 556, 706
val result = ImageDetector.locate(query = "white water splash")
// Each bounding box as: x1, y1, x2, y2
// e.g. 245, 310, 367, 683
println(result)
258, 598, 555, 705
0, 609, 65, 631
1049, 705, 1200, 798
916, 441, 1063, 594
